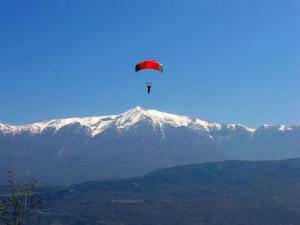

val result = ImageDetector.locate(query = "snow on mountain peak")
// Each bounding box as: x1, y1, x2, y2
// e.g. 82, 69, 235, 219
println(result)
144, 109, 191, 127
113, 106, 190, 130
0, 107, 262, 137
278, 125, 292, 131
115, 107, 149, 129
0, 115, 118, 136
113, 107, 257, 135
259, 124, 296, 132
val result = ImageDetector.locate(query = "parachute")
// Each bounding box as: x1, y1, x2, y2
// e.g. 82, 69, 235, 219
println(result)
135, 60, 163, 73
135, 60, 163, 94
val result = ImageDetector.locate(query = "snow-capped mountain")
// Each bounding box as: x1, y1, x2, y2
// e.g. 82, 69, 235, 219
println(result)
0, 107, 299, 185
0, 106, 254, 136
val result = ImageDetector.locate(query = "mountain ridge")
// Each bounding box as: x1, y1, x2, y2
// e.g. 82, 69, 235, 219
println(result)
3, 106, 298, 137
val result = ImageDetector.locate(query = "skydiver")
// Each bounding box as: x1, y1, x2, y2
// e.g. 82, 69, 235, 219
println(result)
147, 83, 151, 94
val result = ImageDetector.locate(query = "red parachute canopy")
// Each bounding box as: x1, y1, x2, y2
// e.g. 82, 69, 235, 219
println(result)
135, 60, 163, 73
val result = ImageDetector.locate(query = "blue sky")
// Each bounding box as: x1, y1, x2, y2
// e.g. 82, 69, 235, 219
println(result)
0, 0, 299, 127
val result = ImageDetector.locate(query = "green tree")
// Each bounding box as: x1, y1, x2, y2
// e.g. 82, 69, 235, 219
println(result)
0, 171, 42, 225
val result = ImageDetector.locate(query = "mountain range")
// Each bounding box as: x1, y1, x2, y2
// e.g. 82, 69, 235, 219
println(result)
0, 107, 299, 184
26, 158, 300, 225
